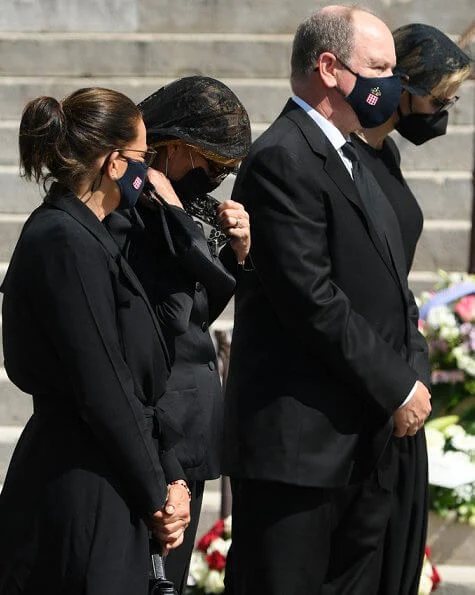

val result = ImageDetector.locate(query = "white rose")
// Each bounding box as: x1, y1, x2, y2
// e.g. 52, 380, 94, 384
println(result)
452, 433, 475, 455
188, 551, 209, 588
443, 424, 466, 440
454, 483, 475, 503
203, 569, 225, 593
426, 305, 457, 330
207, 536, 232, 557
418, 572, 433, 595
439, 325, 460, 341
425, 427, 445, 455
443, 450, 471, 467
452, 345, 475, 377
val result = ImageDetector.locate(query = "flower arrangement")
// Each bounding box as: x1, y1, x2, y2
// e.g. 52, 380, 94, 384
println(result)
418, 546, 441, 594
186, 517, 231, 594
418, 271, 475, 421
426, 415, 475, 524
418, 272, 475, 525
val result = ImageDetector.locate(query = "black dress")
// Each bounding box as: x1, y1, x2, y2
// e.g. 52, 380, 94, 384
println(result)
105, 199, 237, 594
353, 134, 429, 595
0, 185, 171, 595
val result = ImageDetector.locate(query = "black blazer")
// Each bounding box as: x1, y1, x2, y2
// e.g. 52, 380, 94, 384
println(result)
0, 184, 173, 592
106, 199, 236, 482
223, 100, 420, 489
1, 184, 172, 512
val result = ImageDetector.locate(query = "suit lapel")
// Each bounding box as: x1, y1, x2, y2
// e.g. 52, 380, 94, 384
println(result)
48, 187, 170, 369
284, 102, 401, 285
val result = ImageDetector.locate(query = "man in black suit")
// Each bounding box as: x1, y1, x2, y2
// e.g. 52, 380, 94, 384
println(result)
223, 5, 432, 594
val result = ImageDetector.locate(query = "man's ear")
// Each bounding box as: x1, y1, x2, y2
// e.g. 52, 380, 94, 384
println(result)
318, 52, 339, 89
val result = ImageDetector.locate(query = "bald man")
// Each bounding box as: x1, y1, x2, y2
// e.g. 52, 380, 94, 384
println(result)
223, 6, 431, 594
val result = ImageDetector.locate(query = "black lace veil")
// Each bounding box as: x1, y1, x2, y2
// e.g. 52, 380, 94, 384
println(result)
138, 76, 251, 163
393, 24, 471, 96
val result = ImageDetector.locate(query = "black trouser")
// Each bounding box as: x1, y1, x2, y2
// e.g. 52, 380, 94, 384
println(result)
224, 474, 392, 595
163, 480, 204, 595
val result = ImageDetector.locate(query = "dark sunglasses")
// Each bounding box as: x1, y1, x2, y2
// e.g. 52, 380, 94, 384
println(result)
202, 157, 240, 181
429, 94, 459, 113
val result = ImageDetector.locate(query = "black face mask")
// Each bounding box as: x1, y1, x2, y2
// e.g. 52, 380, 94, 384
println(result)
170, 167, 220, 203
395, 105, 449, 146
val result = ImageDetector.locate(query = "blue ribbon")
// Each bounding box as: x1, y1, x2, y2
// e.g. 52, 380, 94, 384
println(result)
419, 281, 475, 320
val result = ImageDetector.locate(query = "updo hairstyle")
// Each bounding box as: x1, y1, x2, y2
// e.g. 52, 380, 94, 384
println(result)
19, 87, 142, 191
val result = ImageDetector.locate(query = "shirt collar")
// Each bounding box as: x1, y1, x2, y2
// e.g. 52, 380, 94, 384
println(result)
292, 95, 347, 153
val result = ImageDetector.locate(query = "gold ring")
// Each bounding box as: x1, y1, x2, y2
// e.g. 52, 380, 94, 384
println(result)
235, 217, 240, 228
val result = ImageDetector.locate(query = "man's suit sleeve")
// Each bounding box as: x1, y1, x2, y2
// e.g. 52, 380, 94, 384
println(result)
234, 144, 418, 414
407, 288, 431, 387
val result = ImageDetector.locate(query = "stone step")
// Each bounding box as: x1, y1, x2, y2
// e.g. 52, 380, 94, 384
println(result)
0, 369, 32, 426
0, 76, 289, 124
0, 425, 23, 486
0, 179, 472, 271
0, 159, 472, 216
0, 213, 29, 260
0, 33, 293, 79
393, 127, 475, 172
407, 271, 452, 298
412, 220, 472, 272
436, 567, 475, 594
2, 115, 473, 170
0, 30, 471, 80
0, 77, 473, 126
1, 0, 473, 34
0, 121, 271, 166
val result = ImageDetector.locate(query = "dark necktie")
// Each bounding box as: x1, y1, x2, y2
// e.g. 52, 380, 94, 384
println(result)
341, 141, 393, 258
342, 140, 411, 294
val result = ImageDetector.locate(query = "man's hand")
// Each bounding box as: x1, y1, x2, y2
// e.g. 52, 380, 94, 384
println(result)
393, 380, 431, 438
148, 482, 191, 554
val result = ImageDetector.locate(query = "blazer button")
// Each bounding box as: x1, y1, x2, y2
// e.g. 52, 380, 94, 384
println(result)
195, 282, 202, 292
208, 360, 216, 371
201, 321, 209, 332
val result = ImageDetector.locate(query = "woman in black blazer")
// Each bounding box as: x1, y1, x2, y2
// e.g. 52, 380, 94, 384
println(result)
352, 25, 471, 595
0, 87, 190, 594
105, 76, 252, 593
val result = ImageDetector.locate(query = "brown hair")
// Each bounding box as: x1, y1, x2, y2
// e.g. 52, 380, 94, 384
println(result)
19, 87, 142, 191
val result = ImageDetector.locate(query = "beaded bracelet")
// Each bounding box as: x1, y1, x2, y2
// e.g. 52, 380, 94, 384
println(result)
169, 479, 192, 501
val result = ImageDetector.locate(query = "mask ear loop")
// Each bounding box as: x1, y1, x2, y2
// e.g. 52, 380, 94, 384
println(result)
396, 86, 410, 120
188, 150, 196, 170
90, 152, 112, 193
165, 153, 169, 178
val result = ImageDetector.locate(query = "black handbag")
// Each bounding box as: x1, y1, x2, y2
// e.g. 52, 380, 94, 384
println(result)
149, 540, 178, 595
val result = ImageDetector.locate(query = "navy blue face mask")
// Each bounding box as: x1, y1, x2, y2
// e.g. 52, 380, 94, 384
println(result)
115, 156, 148, 210
338, 59, 402, 128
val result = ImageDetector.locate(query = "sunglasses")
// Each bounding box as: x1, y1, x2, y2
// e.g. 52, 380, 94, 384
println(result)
429, 94, 459, 113
115, 147, 157, 167
204, 158, 240, 181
